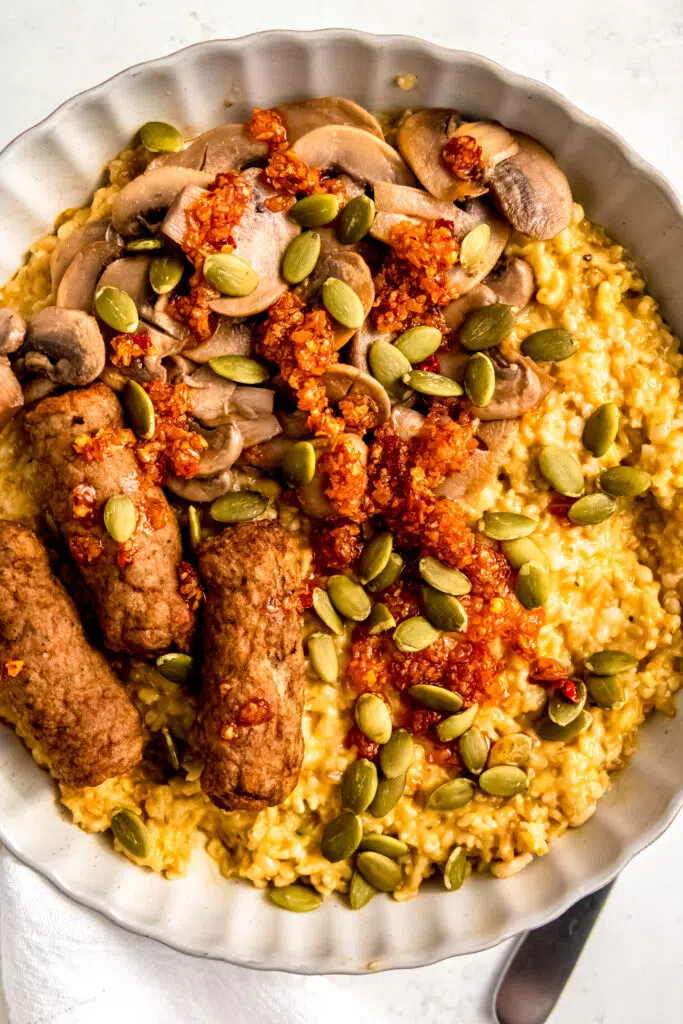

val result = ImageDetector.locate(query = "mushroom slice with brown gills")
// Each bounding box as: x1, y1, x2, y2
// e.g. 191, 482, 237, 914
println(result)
183, 318, 253, 363
442, 284, 497, 332
295, 249, 374, 348
49, 219, 111, 292
166, 469, 235, 503
0, 358, 24, 429
209, 168, 300, 318
193, 421, 244, 476
0, 307, 26, 355
321, 363, 391, 428
447, 199, 510, 298
97, 256, 154, 313
484, 256, 536, 309
468, 351, 550, 421
436, 420, 518, 500
160, 184, 209, 245
277, 97, 384, 142
291, 125, 416, 187
22, 307, 106, 386
149, 124, 268, 174
111, 167, 214, 236
489, 134, 573, 239
56, 239, 123, 313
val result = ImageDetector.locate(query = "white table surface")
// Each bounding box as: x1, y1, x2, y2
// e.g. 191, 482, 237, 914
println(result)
1, 1, 682, 1021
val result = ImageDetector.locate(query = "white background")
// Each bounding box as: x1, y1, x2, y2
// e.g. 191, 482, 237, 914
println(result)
1, 1, 682, 1021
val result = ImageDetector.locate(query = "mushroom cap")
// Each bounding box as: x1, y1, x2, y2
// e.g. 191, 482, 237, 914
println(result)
291, 125, 415, 187
56, 239, 122, 313
246, 436, 296, 470
277, 97, 384, 142
320, 362, 391, 428
183, 318, 253, 363
21, 376, 56, 406
194, 421, 244, 476
446, 200, 510, 298
166, 469, 234, 502
484, 256, 536, 308
0, 358, 24, 430
50, 219, 110, 292
469, 351, 547, 421
231, 413, 282, 449
442, 284, 497, 332
436, 419, 518, 499
186, 364, 275, 427
23, 307, 106, 387
0, 307, 26, 356
97, 255, 154, 312
149, 124, 268, 174
489, 133, 573, 239
295, 249, 374, 348
373, 181, 455, 220
111, 167, 214, 236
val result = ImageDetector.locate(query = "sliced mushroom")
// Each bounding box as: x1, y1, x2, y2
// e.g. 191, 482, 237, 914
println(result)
229, 386, 276, 421
98, 256, 154, 312
484, 256, 536, 308
374, 182, 455, 220
56, 240, 122, 313
0, 307, 26, 355
390, 403, 425, 442
245, 436, 296, 470
22, 307, 105, 386
21, 376, 56, 406
489, 134, 573, 239
444, 121, 519, 199
100, 323, 186, 389
278, 98, 384, 142
111, 167, 214, 236
349, 323, 388, 375
165, 354, 197, 384
166, 469, 234, 502
50, 219, 110, 292
144, 292, 192, 343
291, 125, 415, 187
194, 421, 244, 476
442, 284, 497, 332
321, 362, 391, 428
231, 413, 282, 449
149, 124, 268, 174
182, 318, 252, 363
0, 357, 24, 429
468, 351, 549, 420
209, 168, 300, 318
160, 184, 209, 246
186, 364, 275, 427
447, 200, 510, 298
436, 419, 518, 499
295, 249, 374, 348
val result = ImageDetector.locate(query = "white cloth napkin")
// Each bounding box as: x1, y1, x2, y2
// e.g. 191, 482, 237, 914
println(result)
0, 848, 379, 1024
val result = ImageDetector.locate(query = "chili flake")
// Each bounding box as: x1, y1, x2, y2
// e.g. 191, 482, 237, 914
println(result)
178, 560, 203, 611
235, 698, 272, 726
441, 134, 483, 180
317, 434, 369, 522
68, 534, 104, 564
71, 483, 97, 526
110, 331, 156, 368
3, 660, 24, 679
73, 427, 136, 463
182, 171, 252, 264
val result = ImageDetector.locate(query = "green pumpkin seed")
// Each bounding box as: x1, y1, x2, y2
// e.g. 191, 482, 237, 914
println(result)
479, 764, 528, 798
521, 328, 578, 362
203, 253, 259, 297
548, 680, 587, 727
585, 672, 625, 709
356, 851, 402, 892
123, 379, 155, 439
436, 703, 479, 742
367, 772, 406, 818
320, 810, 363, 862
444, 846, 468, 891
358, 531, 393, 584
282, 231, 321, 285
407, 684, 464, 713
187, 505, 202, 549
427, 777, 476, 811
111, 809, 150, 858
139, 120, 184, 153
359, 833, 409, 858
367, 552, 404, 592
149, 254, 185, 295
402, 370, 463, 397
488, 733, 533, 767
460, 223, 491, 274
516, 561, 549, 610
349, 870, 377, 909
464, 352, 496, 406
290, 193, 340, 227
210, 490, 269, 523
327, 575, 371, 621
584, 649, 638, 675
208, 354, 269, 384
354, 693, 392, 744
536, 709, 592, 742
282, 440, 316, 488
418, 556, 471, 596
95, 285, 139, 333
369, 339, 412, 396
421, 587, 468, 633
155, 652, 193, 684
308, 632, 338, 683
341, 759, 378, 813
161, 726, 180, 771
269, 884, 322, 912
538, 445, 584, 497
482, 511, 537, 541
568, 493, 617, 525
125, 237, 163, 252
322, 277, 365, 329
103, 494, 137, 544
501, 537, 546, 570
367, 602, 396, 635
337, 195, 376, 245
459, 303, 516, 351
394, 325, 443, 364
312, 587, 344, 635
599, 466, 650, 497
582, 403, 619, 457
393, 615, 441, 653
459, 726, 489, 774
380, 730, 414, 779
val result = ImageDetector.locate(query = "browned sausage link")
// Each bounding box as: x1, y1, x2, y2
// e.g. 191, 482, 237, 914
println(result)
197, 522, 304, 811
0, 521, 143, 787
24, 383, 195, 655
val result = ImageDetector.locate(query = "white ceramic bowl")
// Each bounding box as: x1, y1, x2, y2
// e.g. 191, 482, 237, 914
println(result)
0, 30, 681, 974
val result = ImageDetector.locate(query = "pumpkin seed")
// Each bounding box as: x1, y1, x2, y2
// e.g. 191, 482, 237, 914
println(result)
123, 379, 155, 439
520, 328, 578, 362
356, 851, 402, 892
359, 833, 409, 858
203, 253, 258, 297
479, 765, 528, 798
208, 354, 269, 384
155, 652, 193, 684
281, 440, 316, 488
125, 237, 163, 252
320, 810, 363, 862
488, 733, 533, 767
281, 231, 321, 285
393, 615, 441, 653
341, 758, 378, 813
584, 649, 638, 675
268, 884, 322, 913
427, 777, 476, 811
367, 552, 404, 592
460, 223, 491, 274
459, 303, 516, 351
210, 490, 269, 523
407, 684, 464, 713
358, 531, 393, 584
337, 195, 375, 244
354, 693, 392, 744
380, 730, 414, 779
536, 709, 593, 742
290, 193, 340, 227
149, 254, 185, 295
161, 727, 180, 771
444, 846, 468, 891
482, 511, 536, 541
464, 352, 496, 406
187, 505, 202, 549
459, 726, 489, 774
369, 339, 412, 396
308, 632, 338, 683
94, 285, 139, 333
322, 277, 365, 329
367, 602, 396, 635
312, 587, 344, 635
568, 493, 617, 525
349, 870, 377, 909
436, 703, 479, 742
418, 556, 471, 596
548, 679, 587, 727
515, 561, 549, 610
139, 120, 184, 153
582, 403, 619, 457
421, 587, 468, 633
599, 466, 650, 497
367, 772, 406, 818
501, 537, 546, 570
111, 809, 150, 858
402, 370, 463, 397
585, 672, 625, 709
327, 574, 371, 621
538, 445, 584, 497
394, 325, 443, 364
103, 494, 137, 544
